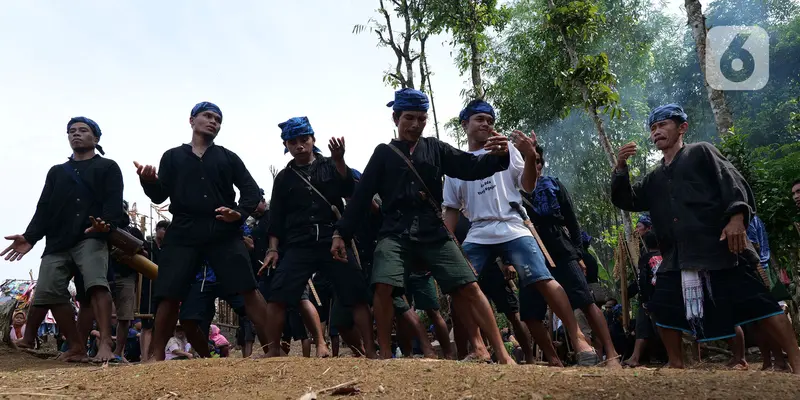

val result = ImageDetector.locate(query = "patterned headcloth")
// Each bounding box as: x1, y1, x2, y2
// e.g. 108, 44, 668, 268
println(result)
647, 103, 687, 128
191, 102, 223, 122
352, 169, 362, 181
387, 88, 429, 112
67, 116, 105, 155
638, 214, 652, 227
459, 100, 496, 122
580, 231, 593, 245
279, 116, 321, 154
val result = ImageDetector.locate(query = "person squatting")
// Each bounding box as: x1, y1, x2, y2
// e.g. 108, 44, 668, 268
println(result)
3, 95, 798, 374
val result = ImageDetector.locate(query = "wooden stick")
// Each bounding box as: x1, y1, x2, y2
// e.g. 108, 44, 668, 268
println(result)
308, 279, 322, 307
510, 201, 556, 267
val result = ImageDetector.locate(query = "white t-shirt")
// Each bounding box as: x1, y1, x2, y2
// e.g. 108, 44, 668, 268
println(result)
443, 145, 532, 245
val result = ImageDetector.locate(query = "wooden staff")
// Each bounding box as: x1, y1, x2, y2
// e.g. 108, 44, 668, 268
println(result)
331, 205, 362, 269
308, 279, 322, 307
509, 202, 555, 268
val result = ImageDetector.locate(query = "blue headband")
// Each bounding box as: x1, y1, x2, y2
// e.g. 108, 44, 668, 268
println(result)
191, 102, 223, 122
67, 116, 104, 155
647, 103, 687, 128
387, 88, 429, 112
459, 100, 496, 122
279, 116, 321, 154
638, 214, 652, 227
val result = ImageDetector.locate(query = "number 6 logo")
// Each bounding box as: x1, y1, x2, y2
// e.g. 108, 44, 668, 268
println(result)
706, 26, 769, 91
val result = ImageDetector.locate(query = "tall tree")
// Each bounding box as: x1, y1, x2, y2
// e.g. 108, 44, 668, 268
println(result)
685, 0, 734, 136
354, 0, 442, 138
429, 0, 510, 99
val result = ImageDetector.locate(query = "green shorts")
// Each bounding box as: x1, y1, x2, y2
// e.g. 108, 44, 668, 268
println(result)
392, 272, 440, 314
372, 236, 476, 295
33, 238, 109, 306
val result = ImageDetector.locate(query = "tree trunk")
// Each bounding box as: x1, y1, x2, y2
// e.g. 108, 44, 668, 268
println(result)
685, 0, 734, 136
469, 34, 484, 99
423, 54, 441, 139
401, 0, 415, 89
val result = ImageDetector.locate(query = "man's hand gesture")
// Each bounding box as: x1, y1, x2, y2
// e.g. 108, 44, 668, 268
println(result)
134, 161, 158, 183
1, 235, 33, 262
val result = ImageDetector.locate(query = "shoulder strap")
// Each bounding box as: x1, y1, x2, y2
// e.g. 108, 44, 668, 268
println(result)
386, 143, 478, 274
386, 143, 443, 220
61, 161, 95, 201
288, 166, 334, 209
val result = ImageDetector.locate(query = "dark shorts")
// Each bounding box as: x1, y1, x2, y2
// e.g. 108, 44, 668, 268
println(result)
372, 237, 477, 295
155, 238, 257, 302
519, 259, 595, 321
635, 305, 657, 340
646, 266, 783, 342
477, 260, 520, 315
393, 272, 440, 313
267, 242, 367, 307
179, 280, 247, 325
282, 310, 308, 342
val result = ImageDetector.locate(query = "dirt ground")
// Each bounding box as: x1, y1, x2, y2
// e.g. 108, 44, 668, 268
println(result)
0, 346, 799, 400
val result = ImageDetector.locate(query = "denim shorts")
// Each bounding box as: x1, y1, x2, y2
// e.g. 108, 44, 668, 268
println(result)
462, 236, 552, 289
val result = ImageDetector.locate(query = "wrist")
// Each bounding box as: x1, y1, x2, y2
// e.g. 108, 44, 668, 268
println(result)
267, 249, 278, 254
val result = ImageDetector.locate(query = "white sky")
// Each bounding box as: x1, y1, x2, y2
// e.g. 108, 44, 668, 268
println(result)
0, 0, 690, 280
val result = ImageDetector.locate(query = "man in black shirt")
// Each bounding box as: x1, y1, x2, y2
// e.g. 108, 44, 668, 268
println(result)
135, 102, 269, 361
332, 88, 515, 363
612, 103, 799, 373
520, 145, 622, 368
3, 116, 125, 362
262, 116, 374, 358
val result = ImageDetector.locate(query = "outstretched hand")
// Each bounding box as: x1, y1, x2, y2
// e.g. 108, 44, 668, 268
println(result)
510, 130, 537, 158
84, 216, 111, 234
484, 130, 509, 156
1, 235, 32, 262
134, 161, 158, 182
328, 137, 346, 162
215, 207, 242, 223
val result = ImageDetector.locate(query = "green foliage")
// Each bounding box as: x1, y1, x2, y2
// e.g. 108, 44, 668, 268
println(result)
717, 132, 800, 273
546, 1, 603, 42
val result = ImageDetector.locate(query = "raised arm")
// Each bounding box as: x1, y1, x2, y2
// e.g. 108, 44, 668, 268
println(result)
610, 142, 650, 212
438, 139, 510, 181
336, 146, 384, 241
138, 152, 171, 205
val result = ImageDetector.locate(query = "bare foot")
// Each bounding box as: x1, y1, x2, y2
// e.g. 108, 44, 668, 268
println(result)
623, 358, 641, 368
14, 338, 36, 350
365, 350, 379, 360
497, 355, 517, 365
665, 361, 685, 369
546, 356, 564, 367
92, 342, 115, 363
461, 353, 492, 363
423, 349, 438, 359
56, 350, 90, 363
726, 359, 748, 370
605, 357, 623, 369
316, 342, 331, 358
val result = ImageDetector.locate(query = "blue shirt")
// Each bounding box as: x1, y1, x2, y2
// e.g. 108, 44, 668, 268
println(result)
746, 215, 770, 266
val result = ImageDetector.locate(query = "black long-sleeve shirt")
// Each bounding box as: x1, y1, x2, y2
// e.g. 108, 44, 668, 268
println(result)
23, 155, 126, 256
268, 156, 354, 248
520, 178, 583, 265
611, 142, 755, 272
337, 137, 510, 243
140, 144, 260, 245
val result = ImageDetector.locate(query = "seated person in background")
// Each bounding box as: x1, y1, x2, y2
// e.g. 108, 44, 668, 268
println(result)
208, 324, 230, 358
11, 311, 26, 341
165, 325, 193, 360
